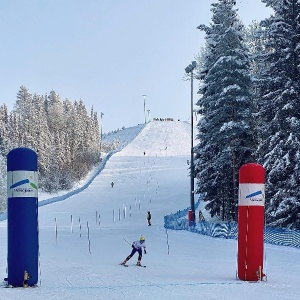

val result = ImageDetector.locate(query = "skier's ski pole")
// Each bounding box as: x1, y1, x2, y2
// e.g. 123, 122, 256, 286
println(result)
123, 238, 131, 246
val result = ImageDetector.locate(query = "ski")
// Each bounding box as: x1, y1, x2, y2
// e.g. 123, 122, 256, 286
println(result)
120, 263, 128, 267
120, 263, 146, 268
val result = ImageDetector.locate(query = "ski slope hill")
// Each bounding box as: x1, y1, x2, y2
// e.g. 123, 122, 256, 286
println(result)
0, 121, 299, 300
117, 120, 191, 157
102, 124, 145, 150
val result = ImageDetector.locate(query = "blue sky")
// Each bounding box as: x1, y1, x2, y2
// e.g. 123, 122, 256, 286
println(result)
0, 0, 272, 132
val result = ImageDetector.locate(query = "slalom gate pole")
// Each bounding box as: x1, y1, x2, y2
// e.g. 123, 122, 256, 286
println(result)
165, 228, 170, 255
87, 221, 91, 254
71, 214, 73, 233
55, 218, 58, 244
38, 250, 42, 286
79, 217, 82, 237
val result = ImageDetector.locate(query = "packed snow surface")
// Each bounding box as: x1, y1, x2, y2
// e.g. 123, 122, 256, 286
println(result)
0, 121, 299, 299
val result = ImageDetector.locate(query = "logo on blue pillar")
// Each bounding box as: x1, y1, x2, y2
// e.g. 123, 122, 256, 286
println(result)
7, 171, 38, 198
10, 178, 38, 191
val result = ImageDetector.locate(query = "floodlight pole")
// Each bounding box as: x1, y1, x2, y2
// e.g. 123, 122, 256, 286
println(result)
142, 95, 147, 124
185, 61, 197, 223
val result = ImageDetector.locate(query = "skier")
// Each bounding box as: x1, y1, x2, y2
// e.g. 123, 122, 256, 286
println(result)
147, 211, 151, 226
198, 210, 205, 221
111, 181, 114, 188
121, 236, 147, 266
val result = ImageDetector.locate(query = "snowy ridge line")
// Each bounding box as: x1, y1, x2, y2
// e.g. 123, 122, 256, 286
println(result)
164, 198, 300, 249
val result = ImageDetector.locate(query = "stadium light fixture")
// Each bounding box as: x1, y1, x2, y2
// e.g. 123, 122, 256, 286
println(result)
142, 95, 147, 124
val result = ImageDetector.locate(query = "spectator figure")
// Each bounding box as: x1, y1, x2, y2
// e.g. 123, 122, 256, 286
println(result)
199, 210, 205, 221
147, 211, 151, 226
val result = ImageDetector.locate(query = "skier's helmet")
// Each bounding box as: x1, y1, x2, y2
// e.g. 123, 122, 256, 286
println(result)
140, 236, 145, 243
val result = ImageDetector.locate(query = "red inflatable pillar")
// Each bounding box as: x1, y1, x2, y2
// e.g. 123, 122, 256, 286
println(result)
188, 209, 195, 226
238, 163, 265, 281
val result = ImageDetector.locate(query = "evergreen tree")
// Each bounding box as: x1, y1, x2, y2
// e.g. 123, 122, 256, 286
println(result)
14, 86, 33, 146
256, 0, 300, 229
87, 107, 101, 166
244, 21, 271, 156
0, 105, 8, 210
0, 104, 9, 155
47, 90, 64, 133
14, 85, 32, 118
7, 111, 21, 149
0, 154, 6, 212
32, 94, 53, 190
194, 0, 256, 221
61, 98, 75, 187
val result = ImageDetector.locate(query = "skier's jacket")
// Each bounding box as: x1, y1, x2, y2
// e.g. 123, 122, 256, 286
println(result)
132, 240, 146, 251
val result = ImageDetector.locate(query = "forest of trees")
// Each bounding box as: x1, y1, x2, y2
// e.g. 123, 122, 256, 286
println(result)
194, 0, 300, 229
0, 86, 101, 211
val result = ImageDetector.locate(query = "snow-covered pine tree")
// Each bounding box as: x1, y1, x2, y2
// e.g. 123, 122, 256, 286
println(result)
194, 0, 256, 221
88, 107, 101, 166
0, 104, 9, 155
256, 0, 300, 229
47, 90, 65, 134
14, 85, 32, 118
32, 93, 53, 190
70, 99, 90, 180
14, 86, 33, 146
0, 154, 6, 211
244, 21, 268, 107
0, 105, 8, 210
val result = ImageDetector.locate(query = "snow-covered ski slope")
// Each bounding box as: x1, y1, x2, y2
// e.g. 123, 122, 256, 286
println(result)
116, 120, 191, 156
0, 120, 299, 300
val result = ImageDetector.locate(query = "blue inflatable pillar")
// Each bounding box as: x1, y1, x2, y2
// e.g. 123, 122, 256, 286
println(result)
7, 147, 38, 287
